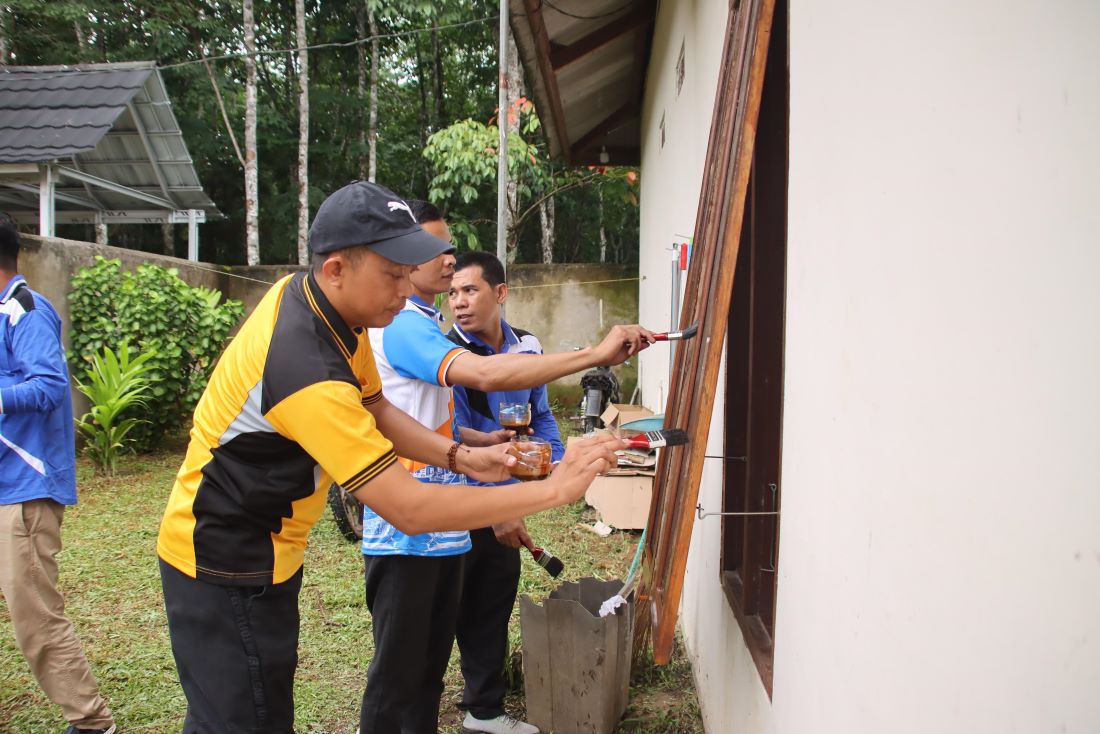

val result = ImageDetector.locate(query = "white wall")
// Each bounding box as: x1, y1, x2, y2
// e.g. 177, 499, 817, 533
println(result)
639, 1, 1100, 733
778, 1, 1100, 731
637, 0, 731, 413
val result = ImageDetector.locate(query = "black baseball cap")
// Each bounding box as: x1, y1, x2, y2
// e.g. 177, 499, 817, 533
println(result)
308, 181, 456, 264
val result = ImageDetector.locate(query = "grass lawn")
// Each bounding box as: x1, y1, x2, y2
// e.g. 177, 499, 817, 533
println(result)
0, 437, 702, 733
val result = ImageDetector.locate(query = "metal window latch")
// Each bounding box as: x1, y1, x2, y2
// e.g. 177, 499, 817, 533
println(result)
696, 504, 780, 520
703, 455, 747, 462
696, 483, 779, 520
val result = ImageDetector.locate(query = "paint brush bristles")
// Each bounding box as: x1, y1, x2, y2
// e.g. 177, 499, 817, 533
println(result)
529, 547, 564, 578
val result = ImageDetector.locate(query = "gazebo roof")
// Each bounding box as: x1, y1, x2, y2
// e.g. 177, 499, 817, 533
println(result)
0, 61, 221, 219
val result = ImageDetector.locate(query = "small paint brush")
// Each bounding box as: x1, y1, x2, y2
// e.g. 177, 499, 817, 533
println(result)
624, 428, 689, 450
528, 546, 564, 578
651, 324, 699, 342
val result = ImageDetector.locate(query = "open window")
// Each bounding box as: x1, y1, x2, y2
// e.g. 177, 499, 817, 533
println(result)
721, 0, 788, 694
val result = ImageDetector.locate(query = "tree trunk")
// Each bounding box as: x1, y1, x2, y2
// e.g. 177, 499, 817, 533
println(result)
539, 195, 555, 264
0, 5, 10, 64
504, 34, 523, 262
431, 10, 445, 130
295, 0, 309, 265
414, 34, 431, 192
244, 0, 260, 266
598, 187, 607, 263
356, 3, 367, 179
73, 20, 87, 60
161, 222, 174, 255
368, 5, 379, 182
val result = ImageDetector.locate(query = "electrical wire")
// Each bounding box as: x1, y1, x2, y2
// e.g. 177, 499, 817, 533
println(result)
158, 15, 497, 71
541, 0, 635, 21
508, 276, 638, 290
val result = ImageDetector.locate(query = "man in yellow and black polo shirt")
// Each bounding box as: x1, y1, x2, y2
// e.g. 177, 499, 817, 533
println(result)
156, 181, 640, 733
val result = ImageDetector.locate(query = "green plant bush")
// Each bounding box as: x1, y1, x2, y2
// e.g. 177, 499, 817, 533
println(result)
69, 257, 245, 451
74, 342, 157, 475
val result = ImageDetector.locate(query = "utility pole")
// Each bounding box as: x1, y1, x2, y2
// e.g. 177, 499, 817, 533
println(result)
496, 0, 508, 279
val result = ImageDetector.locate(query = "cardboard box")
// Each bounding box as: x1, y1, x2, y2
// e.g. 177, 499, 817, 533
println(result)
599, 403, 655, 434
584, 473, 653, 530
568, 433, 655, 529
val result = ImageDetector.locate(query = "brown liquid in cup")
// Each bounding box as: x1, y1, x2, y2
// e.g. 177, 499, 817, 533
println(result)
508, 438, 552, 481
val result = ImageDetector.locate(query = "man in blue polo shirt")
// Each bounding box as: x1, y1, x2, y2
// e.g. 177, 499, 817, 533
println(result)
0, 213, 116, 734
447, 251, 563, 733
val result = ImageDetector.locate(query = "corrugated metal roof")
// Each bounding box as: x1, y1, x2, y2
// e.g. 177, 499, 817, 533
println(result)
0, 64, 153, 161
0, 62, 220, 217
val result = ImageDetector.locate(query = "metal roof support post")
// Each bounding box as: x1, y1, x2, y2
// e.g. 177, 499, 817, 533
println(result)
38, 164, 55, 237
126, 101, 177, 208
94, 211, 107, 245
187, 208, 199, 261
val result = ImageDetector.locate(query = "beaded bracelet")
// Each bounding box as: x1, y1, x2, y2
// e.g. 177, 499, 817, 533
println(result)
447, 442, 463, 473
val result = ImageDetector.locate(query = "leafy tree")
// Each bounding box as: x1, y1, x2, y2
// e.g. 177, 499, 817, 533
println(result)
3, 0, 637, 265
424, 99, 640, 262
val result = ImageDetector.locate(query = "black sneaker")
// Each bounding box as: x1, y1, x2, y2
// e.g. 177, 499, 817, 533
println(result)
62, 726, 117, 734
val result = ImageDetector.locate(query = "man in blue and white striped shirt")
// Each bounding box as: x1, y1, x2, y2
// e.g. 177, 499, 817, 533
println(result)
358, 202, 654, 734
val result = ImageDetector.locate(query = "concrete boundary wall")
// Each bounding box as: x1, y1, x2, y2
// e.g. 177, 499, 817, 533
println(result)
19, 234, 639, 405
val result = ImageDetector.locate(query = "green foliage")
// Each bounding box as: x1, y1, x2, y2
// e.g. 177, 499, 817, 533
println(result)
68, 257, 245, 452
74, 342, 157, 476
423, 118, 544, 251
4, 0, 638, 265
423, 98, 641, 260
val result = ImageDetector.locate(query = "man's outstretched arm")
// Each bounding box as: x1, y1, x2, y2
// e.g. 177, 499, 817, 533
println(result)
447, 324, 655, 392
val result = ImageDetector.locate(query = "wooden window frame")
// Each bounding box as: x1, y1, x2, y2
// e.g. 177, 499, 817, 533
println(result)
638, 0, 778, 679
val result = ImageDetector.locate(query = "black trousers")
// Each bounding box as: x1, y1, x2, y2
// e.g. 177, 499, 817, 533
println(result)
359, 553, 464, 734
455, 527, 521, 720
159, 558, 302, 734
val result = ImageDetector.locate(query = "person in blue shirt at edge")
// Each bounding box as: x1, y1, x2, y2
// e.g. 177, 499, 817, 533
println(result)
447, 250, 565, 733
360, 200, 653, 734
0, 212, 117, 734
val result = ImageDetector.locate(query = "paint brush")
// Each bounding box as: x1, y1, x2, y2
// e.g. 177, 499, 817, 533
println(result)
528, 546, 564, 578
623, 428, 689, 449
651, 324, 699, 341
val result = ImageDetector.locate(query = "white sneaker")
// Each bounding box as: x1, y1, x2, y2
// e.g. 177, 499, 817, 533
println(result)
461, 711, 539, 734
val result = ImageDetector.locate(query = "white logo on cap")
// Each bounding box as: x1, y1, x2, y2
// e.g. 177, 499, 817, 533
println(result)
387, 201, 416, 223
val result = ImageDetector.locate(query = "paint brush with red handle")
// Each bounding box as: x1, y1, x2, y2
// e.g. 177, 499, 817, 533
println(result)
651, 323, 699, 342
623, 428, 689, 449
